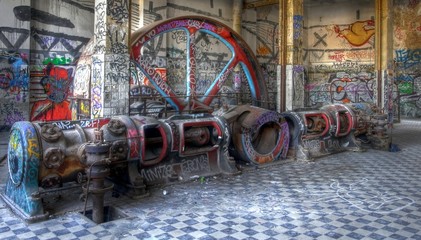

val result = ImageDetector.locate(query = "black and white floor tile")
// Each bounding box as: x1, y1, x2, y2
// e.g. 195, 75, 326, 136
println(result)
0, 120, 421, 239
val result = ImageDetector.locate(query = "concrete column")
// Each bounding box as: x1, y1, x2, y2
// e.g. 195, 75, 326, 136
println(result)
375, 0, 393, 111
233, 0, 243, 97
278, 0, 304, 112
91, 0, 131, 118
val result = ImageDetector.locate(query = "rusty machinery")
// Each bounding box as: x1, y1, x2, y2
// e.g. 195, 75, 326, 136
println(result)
345, 103, 391, 151
215, 105, 290, 165
1, 102, 392, 223
281, 103, 391, 160
1, 15, 392, 223
1, 113, 246, 222
284, 103, 362, 160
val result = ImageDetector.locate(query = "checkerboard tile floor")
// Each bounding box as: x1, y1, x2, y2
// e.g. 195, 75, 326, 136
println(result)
1, 119, 421, 239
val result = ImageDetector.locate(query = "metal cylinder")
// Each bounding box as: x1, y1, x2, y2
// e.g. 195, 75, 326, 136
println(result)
320, 104, 355, 137
84, 136, 111, 224
91, 179, 105, 224
228, 106, 290, 164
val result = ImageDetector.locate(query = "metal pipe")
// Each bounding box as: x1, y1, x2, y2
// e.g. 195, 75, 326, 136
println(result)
91, 179, 105, 224
83, 130, 111, 224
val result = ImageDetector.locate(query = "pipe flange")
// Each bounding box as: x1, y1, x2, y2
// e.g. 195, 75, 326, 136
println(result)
87, 167, 111, 179
40, 124, 63, 142
107, 118, 126, 135
77, 143, 88, 165
85, 143, 111, 165
43, 148, 64, 169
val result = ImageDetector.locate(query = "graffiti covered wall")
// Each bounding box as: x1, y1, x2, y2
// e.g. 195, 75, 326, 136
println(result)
0, 0, 94, 130
0, 0, 30, 131
29, 0, 93, 121
304, 0, 376, 108
393, 0, 421, 118
5, 0, 419, 129
250, 6, 280, 110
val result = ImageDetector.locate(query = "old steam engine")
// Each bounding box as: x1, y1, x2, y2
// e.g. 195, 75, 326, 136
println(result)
1, 16, 391, 223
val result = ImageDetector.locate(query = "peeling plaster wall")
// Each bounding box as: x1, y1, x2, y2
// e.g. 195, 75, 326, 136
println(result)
167, 0, 232, 23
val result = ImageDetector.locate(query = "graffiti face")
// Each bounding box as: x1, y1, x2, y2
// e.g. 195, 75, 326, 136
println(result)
30, 64, 73, 121
41, 65, 73, 103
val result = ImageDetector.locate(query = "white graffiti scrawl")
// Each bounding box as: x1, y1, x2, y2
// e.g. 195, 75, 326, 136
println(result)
280, 178, 414, 214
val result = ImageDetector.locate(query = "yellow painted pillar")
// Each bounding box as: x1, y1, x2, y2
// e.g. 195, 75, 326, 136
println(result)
233, 0, 243, 34
130, 0, 143, 33
138, 0, 144, 28
375, 0, 393, 111
278, 0, 303, 112
285, 0, 303, 65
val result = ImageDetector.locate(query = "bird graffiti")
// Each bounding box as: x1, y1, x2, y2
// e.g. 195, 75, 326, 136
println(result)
334, 20, 375, 47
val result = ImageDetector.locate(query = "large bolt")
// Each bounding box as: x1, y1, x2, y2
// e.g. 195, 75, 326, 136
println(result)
41, 124, 63, 142
107, 118, 126, 135
43, 148, 64, 169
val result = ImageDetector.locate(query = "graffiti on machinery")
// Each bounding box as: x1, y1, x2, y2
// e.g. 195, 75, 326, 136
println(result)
140, 154, 210, 182
302, 138, 341, 151
39, 119, 110, 130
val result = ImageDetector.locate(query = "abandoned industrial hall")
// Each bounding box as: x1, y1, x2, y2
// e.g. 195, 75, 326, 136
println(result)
0, 0, 421, 239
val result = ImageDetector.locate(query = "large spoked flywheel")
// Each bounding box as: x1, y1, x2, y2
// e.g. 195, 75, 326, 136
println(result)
131, 15, 268, 112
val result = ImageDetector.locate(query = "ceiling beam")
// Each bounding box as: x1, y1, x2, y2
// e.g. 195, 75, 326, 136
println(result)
243, 0, 279, 9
